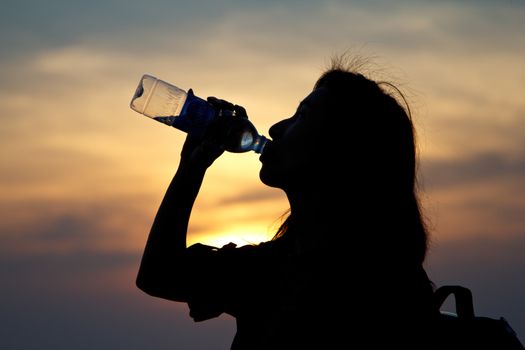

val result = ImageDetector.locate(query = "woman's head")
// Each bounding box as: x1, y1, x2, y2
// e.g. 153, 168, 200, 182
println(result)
260, 63, 418, 197
261, 57, 429, 264
259, 86, 332, 191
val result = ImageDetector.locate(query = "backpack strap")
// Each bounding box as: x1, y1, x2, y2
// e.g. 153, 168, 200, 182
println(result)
434, 285, 475, 319
433, 285, 525, 349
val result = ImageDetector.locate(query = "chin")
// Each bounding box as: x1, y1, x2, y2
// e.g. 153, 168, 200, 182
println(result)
259, 166, 282, 189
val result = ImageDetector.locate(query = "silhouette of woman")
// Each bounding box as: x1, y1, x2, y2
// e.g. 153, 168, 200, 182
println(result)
136, 57, 439, 349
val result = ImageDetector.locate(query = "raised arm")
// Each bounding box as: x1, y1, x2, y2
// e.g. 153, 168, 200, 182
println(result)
136, 97, 242, 301
136, 126, 225, 301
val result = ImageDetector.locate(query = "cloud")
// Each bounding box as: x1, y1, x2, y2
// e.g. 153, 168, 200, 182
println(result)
3, 1, 524, 66
217, 187, 285, 206
422, 151, 525, 190
418, 149, 525, 242
0, 192, 157, 257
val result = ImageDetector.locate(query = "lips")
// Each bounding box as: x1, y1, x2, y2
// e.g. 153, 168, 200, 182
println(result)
259, 140, 274, 162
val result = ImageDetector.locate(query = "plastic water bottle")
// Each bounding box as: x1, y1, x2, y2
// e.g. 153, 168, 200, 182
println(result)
130, 74, 268, 154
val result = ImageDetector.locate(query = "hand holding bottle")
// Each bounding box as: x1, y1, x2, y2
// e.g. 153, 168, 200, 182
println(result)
179, 96, 248, 169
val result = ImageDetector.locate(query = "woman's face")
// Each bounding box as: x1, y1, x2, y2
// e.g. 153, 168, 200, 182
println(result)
259, 87, 330, 190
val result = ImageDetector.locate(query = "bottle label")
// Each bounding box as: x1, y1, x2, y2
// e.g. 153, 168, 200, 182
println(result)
170, 92, 216, 135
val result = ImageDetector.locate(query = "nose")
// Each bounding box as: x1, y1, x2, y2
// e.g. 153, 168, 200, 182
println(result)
269, 118, 290, 140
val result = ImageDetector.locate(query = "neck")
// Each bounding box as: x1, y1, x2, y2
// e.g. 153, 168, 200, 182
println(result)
284, 188, 329, 253
286, 188, 324, 223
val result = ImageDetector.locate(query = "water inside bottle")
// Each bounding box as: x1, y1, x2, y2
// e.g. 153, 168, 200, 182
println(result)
224, 118, 267, 153
130, 75, 187, 120
240, 132, 254, 150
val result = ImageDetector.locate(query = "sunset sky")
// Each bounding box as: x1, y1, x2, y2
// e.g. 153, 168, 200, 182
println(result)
1, 0, 524, 349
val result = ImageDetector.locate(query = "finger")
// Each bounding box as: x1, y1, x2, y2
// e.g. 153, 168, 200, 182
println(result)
219, 109, 234, 117
234, 105, 248, 119
207, 96, 234, 111
206, 96, 219, 104
206, 96, 220, 111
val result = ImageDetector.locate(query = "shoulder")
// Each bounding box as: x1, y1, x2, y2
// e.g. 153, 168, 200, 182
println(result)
186, 240, 290, 264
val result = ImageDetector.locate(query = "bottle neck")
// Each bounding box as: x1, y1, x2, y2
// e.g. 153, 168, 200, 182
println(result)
252, 135, 268, 154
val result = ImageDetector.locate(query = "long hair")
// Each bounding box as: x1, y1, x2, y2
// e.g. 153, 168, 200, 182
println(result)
272, 59, 429, 266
